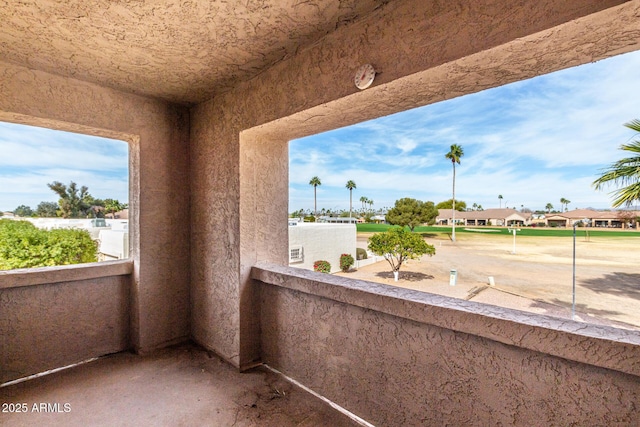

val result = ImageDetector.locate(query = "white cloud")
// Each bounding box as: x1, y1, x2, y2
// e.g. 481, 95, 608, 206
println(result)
0, 122, 128, 211
290, 50, 640, 212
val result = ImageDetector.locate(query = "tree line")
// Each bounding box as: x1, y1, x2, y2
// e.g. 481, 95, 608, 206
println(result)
10, 181, 127, 219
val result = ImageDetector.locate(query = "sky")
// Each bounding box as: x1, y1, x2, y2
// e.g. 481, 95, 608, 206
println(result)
289, 49, 640, 214
1, 50, 639, 214
0, 124, 128, 212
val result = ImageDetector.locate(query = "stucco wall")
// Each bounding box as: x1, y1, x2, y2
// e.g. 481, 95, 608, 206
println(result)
189, 0, 637, 368
254, 263, 640, 426
0, 262, 132, 383
0, 61, 191, 354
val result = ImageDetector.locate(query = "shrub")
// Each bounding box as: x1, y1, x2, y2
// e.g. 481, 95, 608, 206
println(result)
313, 260, 331, 273
340, 253, 355, 272
356, 247, 368, 260
0, 219, 98, 270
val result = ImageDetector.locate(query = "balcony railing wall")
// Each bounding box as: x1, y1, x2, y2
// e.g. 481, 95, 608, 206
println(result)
1, 261, 133, 384
253, 262, 640, 426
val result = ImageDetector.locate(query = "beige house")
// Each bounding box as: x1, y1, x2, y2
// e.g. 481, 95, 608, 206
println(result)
436, 208, 533, 227
544, 209, 640, 228
1, 2, 639, 426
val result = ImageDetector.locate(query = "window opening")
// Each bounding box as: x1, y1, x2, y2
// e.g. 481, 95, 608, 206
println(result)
289, 50, 640, 331
0, 121, 129, 269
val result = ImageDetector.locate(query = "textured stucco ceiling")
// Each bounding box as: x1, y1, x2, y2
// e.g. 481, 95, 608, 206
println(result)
0, 0, 388, 105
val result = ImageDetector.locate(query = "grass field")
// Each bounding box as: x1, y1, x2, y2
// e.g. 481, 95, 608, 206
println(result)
356, 223, 640, 238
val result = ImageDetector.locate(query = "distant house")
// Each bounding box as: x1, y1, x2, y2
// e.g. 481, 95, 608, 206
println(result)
544, 209, 640, 228
370, 215, 386, 224
317, 216, 359, 224
436, 208, 532, 227
107, 208, 129, 219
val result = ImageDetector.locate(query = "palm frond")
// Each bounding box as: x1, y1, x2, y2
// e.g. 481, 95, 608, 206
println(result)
624, 119, 640, 133
610, 182, 640, 208
593, 120, 640, 206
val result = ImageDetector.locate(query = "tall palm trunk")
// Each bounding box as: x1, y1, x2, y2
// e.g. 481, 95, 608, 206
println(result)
314, 186, 317, 217
349, 190, 353, 218
452, 162, 456, 242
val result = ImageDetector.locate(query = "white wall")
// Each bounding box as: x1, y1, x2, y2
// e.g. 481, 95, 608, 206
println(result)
288, 223, 356, 273
98, 229, 130, 260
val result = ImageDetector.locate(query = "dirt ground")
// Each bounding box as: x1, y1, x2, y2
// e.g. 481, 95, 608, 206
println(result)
336, 231, 640, 330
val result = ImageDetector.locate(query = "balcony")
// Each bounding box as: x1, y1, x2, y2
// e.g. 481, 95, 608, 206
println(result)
2, 0, 640, 425
2, 262, 639, 425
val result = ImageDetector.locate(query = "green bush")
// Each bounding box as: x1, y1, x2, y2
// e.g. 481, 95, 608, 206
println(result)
0, 219, 98, 270
340, 253, 355, 272
356, 247, 368, 260
313, 260, 331, 273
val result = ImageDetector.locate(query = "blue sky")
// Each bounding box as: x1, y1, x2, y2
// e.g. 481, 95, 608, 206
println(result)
290, 50, 640, 213
0, 124, 128, 212
1, 50, 639, 214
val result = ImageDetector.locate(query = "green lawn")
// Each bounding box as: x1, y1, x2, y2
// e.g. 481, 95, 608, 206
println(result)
356, 223, 640, 238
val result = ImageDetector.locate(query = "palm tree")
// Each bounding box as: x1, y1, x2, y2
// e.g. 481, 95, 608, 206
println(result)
560, 197, 567, 212
359, 196, 368, 211
104, 199, 127, 219
346, 180, 357, 218
593, 119, 640, 207
445, 144, 464, 241
498, 194, 503, 208
545, 203, 553, 213
368, 199, 374, 212
309, 176, 321, 217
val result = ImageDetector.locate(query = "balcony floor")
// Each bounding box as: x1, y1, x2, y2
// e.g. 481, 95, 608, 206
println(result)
0, 343, 360, 427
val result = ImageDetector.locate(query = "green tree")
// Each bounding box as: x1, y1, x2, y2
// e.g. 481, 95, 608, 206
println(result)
368, 226, 435, 281
14, 205, 33, 217
104, 199, 127, 218
85, 197, 107, 218
445, 144, 464, 242
386, 198, 438, 231
346, 180, 357, 218
545, 203, 553, 213
498, 194, 503, 208
560, 197, 570, 212
593, 119, 640, 207
435, 199, 467, 211
47, 181, 92, 218
36, 201, 59, 217
309, 176, 322, 217
0, 219, 97, 270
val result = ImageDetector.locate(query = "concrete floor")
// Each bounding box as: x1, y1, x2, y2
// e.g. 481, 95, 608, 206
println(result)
0, 343, 362, 427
